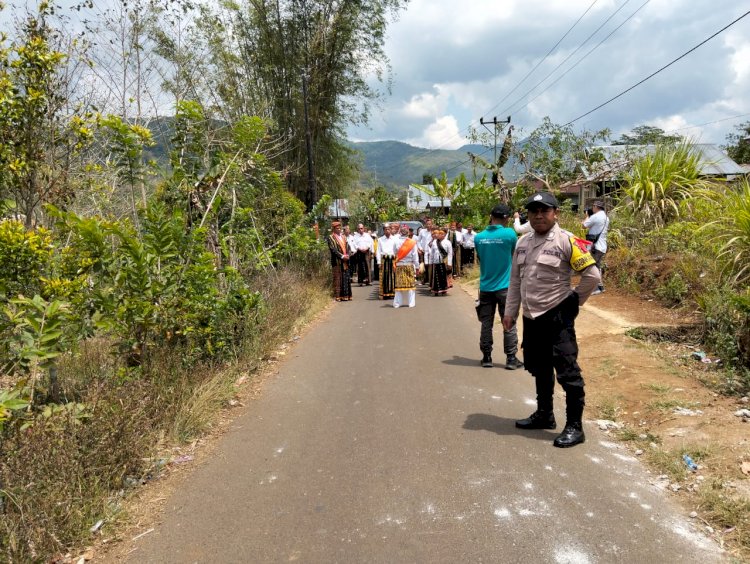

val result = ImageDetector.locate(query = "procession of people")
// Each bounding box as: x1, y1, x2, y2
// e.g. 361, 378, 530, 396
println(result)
325, 191, 602, 449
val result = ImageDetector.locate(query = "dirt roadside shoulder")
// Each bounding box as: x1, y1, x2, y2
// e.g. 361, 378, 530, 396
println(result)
557, 288, 749, 560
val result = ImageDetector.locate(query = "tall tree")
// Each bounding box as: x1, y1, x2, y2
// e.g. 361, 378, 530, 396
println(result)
612, 125, 682, 146
519, 118, 610, 192
724, 121, 750, 164
0, 3, 93, 227
189, 0, 408, 208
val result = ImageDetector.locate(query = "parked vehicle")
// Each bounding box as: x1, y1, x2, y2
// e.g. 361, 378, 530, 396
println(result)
375, 220, 424, 238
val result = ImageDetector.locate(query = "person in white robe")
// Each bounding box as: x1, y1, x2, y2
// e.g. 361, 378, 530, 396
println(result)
393, 226, 420, 308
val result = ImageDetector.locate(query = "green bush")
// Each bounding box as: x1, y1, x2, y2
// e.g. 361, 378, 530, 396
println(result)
698, 286, 750, 393
0, 220, 54, 301
655, 273, 688, 306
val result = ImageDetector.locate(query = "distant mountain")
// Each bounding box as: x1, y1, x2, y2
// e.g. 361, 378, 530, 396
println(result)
348, 140, 522, 187
140, 118, 522, 189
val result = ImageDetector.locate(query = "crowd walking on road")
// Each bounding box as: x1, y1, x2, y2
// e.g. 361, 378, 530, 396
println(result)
326, 191, 601, 448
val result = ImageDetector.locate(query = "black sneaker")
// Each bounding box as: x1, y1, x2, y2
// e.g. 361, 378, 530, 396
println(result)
553, 422, 585, 448
505, 356, 524, 370
481, 354, 493, 368
515, 411, 556, 430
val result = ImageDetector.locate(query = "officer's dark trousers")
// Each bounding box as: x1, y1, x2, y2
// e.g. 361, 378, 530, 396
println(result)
521, 293, 585, 422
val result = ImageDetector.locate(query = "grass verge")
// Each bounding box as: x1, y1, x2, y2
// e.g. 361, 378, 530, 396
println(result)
0, 265, 330, 562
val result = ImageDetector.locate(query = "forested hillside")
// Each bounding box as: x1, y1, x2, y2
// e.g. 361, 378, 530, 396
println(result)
349, 140, 522, 187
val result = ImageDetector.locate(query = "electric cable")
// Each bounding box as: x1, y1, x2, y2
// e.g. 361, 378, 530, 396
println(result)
500, 0, 635, 118
480, 0, 600, 118
565, 8, 750, 126
508, 0, 650, 118
373, 0, 602, 174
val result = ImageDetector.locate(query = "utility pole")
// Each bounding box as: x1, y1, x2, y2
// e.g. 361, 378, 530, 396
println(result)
479, 115, 511, 185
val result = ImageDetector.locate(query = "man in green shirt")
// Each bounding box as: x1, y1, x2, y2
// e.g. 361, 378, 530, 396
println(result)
474, 204, 523, 369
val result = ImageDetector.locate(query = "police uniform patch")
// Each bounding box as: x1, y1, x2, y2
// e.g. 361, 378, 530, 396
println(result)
569, 235, 596, 271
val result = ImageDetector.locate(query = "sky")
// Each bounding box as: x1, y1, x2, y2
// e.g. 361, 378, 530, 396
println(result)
347, 0, 750, 150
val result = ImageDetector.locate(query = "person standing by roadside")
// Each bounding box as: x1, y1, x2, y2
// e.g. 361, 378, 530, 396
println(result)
352, 223, 374, 286
475, 205, 523, 370
449, 222, 464, 278
513, 211, 534, 235
503, 192, 600, 448
417, 218, 434, 284
393, 224, 419, 308
377, 223, 398, 300
582, 200, 609, 295
327, 222, 352, 302
461, 225, 476, 268
428, 229, 452, 296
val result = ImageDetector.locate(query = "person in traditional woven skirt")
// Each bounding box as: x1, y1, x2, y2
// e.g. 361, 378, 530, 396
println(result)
352, 223, 374, 286
376, 223, 398, 300
393, 225, 419, 308
417, 218, 433, 285
326, 222, 352, 301
428, 229, 453, 296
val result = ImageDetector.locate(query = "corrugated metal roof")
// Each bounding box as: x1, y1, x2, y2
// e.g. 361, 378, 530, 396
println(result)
586, 144, 744, 179
327, 199, 349, 217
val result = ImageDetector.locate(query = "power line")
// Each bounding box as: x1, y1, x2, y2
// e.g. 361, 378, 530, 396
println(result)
509, 0, 650, 118
665, 112, 750, 134
565, 9, 750, 126
481, 0, 600, 118
374, 1, 601, 174
501, 0, 635, 118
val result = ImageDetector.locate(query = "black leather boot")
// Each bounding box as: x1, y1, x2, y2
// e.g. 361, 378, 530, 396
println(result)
553, 421, 585, 447
515, 410, 556, 430
481, 353, 493, 368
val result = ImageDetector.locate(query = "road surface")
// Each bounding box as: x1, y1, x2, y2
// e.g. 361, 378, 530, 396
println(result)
125, 283, 725, 563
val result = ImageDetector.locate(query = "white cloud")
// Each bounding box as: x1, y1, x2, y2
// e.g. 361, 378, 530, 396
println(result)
351, 0, 750, 147
398, 88, 446, 120
407, 115, 467, 149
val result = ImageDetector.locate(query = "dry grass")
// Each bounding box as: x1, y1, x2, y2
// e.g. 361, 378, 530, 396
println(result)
0, 265, 330, 563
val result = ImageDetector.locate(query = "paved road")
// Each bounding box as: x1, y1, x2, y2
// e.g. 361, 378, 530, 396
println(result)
127, 283, 725, 563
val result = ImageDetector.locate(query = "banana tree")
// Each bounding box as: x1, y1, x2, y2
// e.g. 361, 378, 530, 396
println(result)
410, 171, 462, 217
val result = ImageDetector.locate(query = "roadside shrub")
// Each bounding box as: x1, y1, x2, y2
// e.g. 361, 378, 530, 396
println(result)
620, 142, 712, 228
0, 220, 54, 301
655, 273, 688, 306
699, 178, 750, 285
698, 286, 750, 393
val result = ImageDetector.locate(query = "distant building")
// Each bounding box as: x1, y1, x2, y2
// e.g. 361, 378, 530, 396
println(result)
570, 143, 745, 209
406, 184, 460, 213
327, 199, 350, 222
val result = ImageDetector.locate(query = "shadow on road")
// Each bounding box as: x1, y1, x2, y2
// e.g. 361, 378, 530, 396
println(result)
443, 355, 481, 367
462, 413, 555, 441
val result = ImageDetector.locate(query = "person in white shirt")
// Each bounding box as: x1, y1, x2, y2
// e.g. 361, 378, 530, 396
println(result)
393, 225, 420, 308
448, 222, 464, 278
417, 218, 434, 284
513, 211, 534, 235
389, 222, 402, 243
461, 225, 476, 267
582, 200, 609, 295
376, 224, 398, 299
351, 223, 374, 286
428, 229, 453, 295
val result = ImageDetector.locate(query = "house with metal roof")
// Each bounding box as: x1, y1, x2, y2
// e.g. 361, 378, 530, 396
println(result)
327, 199, 350, 222
406, 184, 459, 213
571, 143, 745, 209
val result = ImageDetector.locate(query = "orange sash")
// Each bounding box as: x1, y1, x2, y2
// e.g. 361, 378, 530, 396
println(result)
396, 238, 417, 263
332, 234, 347, 256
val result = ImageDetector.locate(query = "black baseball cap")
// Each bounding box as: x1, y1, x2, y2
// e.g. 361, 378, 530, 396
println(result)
490, 204, 512, 218
524, 192, 559, 209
